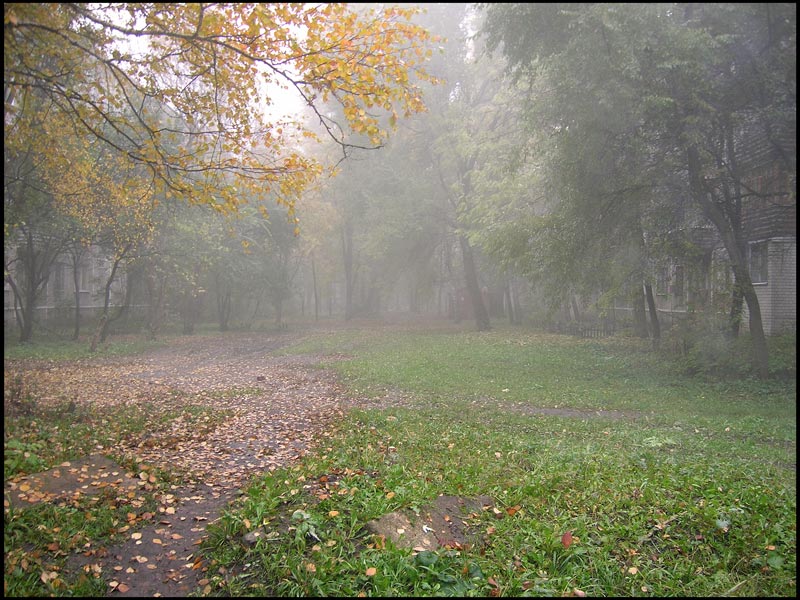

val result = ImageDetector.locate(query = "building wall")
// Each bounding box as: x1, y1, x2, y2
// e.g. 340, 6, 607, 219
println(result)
742, 238, 796, 336
4, 244, 127, 329
766, 238, 796, 335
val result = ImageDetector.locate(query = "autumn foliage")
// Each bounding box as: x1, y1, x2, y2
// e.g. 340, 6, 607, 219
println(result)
4, 3, 440, 215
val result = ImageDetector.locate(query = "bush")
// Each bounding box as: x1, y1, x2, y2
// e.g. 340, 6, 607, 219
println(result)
665, 317, 795, 380
767, 331, 797, 379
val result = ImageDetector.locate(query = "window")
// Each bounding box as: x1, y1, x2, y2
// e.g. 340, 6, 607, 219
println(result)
80, 258, 91, 291
656, 267, 669, 296
672, 265, 684, 301
749, 242, 769, 284
53, 263, 66, 301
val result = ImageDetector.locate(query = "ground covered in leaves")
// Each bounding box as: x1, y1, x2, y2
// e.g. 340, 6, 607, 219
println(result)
4, 332, 369, 596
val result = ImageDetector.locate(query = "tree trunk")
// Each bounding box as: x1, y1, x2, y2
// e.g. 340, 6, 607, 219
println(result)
570, 295, 581, 323
728, 280, 744, 338
632, 285, 648, 338
274, 296, 283, 327
688, 146, 768, 377
145, 266, 167, 340
459, 234, 490, 331
97, 252, 126, 344
89, 313, 107, 353
341, 218, 357, 321
311, 254, 319, 321
504, 280, 515, 324
644, 282, 661, 349
216, 280, 231, 332
71, 251, 82, 340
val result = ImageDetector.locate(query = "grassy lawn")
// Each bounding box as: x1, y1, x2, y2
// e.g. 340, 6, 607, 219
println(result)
203, 326, 796, 597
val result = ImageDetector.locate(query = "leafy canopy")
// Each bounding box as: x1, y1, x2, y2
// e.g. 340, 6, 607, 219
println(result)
4, 3, 440, 215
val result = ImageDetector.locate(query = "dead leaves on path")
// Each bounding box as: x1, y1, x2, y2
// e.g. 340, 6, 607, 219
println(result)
6, 335, 352, 493
6, 335, 363, 597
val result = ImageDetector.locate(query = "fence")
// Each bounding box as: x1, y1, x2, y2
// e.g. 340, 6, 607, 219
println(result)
552, 321, 617, 339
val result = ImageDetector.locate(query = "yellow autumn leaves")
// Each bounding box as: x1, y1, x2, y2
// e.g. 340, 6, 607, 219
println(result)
5, 3, 440, 219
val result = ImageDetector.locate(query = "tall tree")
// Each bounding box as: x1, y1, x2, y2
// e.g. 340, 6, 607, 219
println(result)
482, 3, 796, 376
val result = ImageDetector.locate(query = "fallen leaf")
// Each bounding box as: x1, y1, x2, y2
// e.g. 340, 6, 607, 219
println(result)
365, 567, 377, 577
328, 510, 340, 517
40, 570, 59, 584
561, 531, 573, 549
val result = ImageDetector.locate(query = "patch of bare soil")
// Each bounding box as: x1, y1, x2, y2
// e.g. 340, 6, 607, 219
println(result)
4, 455, 142, 509
364, 495, 495, 553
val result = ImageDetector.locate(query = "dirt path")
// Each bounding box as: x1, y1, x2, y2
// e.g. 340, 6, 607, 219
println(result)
6, 332, 364, 597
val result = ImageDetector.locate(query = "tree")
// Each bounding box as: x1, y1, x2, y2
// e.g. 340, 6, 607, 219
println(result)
3, 195, 75, 342
481, 3, 796, 376
4, 100, 82, 342
5, 3, 440, 217
407, 4, 508, 331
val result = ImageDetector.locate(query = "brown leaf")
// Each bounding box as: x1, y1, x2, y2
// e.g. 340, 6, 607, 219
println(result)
561, 531, 573, 549
365, 567, 377, 577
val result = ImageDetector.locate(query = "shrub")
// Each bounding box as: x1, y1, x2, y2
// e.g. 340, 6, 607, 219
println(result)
664, 317, 795, 380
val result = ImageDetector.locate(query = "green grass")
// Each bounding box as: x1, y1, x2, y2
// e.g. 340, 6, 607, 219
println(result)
4, 489, 161, 597
3, 334, 166, 361
202, 326, 796, 597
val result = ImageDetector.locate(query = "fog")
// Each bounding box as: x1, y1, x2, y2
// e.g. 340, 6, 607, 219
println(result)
5, 4, 795, 371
